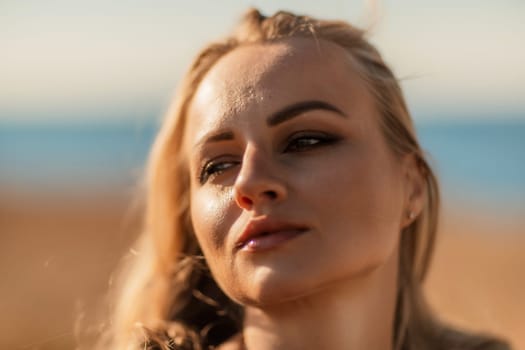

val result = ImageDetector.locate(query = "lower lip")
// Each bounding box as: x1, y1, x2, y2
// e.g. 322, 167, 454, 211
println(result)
240, 229, 307, 252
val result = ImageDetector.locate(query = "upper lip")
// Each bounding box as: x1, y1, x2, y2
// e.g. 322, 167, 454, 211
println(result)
235, 216, 308, 249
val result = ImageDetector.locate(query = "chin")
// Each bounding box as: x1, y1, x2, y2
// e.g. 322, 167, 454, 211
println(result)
238, 284, 307, 308
230, 254, 396, 308
235, 267, 365, 308
229, 268, 314, 307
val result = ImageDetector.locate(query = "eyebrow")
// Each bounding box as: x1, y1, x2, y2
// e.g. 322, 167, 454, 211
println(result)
267, 100, 347, 126
194, 100, 346, 149
203, 131, 235, 144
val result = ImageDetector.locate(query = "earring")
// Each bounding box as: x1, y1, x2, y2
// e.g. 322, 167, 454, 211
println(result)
408, 211, 415, 220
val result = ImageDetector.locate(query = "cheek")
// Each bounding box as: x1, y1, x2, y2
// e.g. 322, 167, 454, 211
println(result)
191, 189, 230, 252
190, 187, 241, 291
306, 153, 404, 266
310, 151, 403, 218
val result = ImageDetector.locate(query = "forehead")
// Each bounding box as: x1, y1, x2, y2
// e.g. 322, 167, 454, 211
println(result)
186, 37, 373, 138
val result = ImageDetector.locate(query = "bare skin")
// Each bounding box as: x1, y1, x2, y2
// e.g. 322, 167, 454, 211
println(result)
185, 38, 424, 350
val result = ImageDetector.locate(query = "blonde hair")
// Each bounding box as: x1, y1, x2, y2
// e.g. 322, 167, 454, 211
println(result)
99, 9, 510, 350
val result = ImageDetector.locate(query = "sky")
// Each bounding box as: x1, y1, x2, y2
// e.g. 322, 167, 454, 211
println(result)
1, 0, 524, 123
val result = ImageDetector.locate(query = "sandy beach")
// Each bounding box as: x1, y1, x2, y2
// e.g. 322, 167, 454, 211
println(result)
1, 190, 524, 349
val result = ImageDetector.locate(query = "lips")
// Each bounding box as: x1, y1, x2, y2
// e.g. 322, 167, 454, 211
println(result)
235, 217, 308, 251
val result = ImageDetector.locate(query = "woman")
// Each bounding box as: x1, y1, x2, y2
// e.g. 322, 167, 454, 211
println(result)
101, 9, 510, 350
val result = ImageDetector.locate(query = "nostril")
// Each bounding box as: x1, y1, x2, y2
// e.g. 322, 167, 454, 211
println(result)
240, 196, 253, 207
263, 190, 278, 200
235, 189, 281, 210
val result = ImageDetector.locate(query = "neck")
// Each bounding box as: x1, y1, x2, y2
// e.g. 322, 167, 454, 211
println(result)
241, 250, 398, 350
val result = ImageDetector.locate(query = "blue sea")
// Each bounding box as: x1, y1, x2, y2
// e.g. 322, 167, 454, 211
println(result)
1, 120, 524, 209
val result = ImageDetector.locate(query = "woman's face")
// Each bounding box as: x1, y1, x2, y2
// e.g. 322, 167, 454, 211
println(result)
185, 38, 416, 306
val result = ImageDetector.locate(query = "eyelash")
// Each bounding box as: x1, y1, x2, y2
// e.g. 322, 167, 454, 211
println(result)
198, 157, 239, 184
283, 131, 340, 152
198, 131, 340, 184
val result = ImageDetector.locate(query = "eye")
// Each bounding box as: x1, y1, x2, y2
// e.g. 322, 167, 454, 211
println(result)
284, 131, 340, 153
199, 158, 239, 184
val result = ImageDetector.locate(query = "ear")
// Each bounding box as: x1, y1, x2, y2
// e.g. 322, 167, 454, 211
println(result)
400, 153, 426, 229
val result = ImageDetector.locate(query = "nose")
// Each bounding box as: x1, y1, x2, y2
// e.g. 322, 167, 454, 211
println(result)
233, 145, 287, 211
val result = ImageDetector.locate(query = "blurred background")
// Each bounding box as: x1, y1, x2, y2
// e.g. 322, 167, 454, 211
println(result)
1, 0, 524, 349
